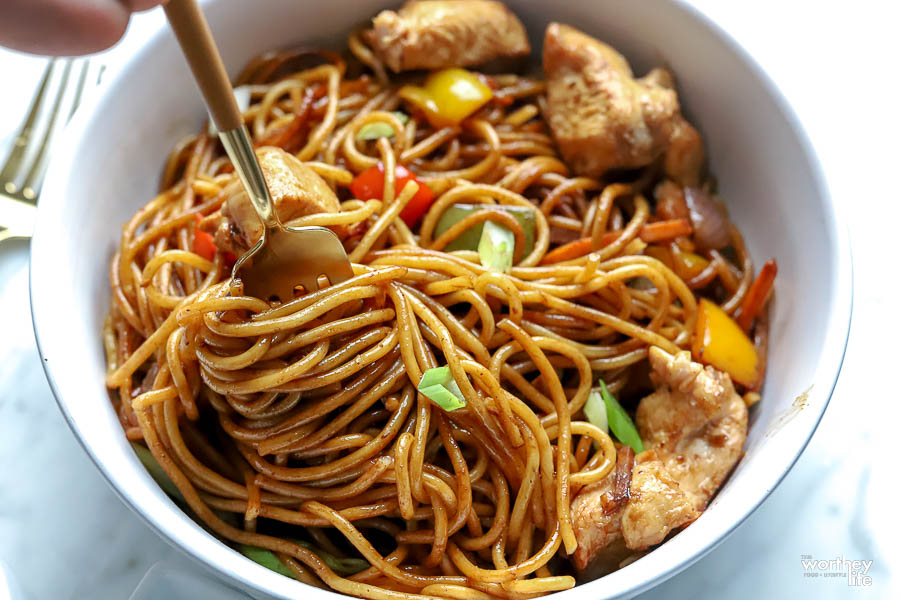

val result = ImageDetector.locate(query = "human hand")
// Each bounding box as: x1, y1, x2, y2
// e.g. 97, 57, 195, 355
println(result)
0, 0, 168, 56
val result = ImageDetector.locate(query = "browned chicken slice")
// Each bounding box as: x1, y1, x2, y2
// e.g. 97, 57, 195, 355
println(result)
543, 23, 704, 183
639, 347, 737, 448
664, 116, 705, 187
641, 70, 705, 186
641, 347, 748, 508
620, 453, 698, 550
571, 446, 634, 570
571, 347, 747, 569
571, 446, 696, 569
543, 23, 677, 177
366, 0, 530, 72
201, 147, 340, 254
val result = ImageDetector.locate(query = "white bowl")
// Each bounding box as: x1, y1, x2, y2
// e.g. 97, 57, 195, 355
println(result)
30, 0, 852, 598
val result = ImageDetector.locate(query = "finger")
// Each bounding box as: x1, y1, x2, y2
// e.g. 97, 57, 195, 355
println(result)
0, 0, 130, 56
125, 0, 168, 12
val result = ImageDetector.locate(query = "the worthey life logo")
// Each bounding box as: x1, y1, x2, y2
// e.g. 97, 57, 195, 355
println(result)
800, 554, 873, 587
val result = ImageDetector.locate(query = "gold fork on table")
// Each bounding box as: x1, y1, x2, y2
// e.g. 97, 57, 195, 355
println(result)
0, 58, 91, 245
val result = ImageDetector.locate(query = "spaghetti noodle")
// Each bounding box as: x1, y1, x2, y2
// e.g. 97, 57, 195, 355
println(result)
103, 25, 768, 600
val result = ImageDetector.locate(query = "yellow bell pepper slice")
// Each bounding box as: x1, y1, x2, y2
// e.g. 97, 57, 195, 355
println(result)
399, 68, 493, 128
645, 246, 709, 280
692, 298, 760, 388
679, 251, 710, 279
645, 245, 673, 269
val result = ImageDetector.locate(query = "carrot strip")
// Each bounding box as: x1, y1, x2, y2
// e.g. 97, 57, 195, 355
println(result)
539, 238, 593, 264
636, 218, 693, 243
540, 219, 694, 265
736, 259, 777, 332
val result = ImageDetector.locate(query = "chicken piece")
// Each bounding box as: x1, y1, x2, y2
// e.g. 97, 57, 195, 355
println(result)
571, 446, 634, 570
638, 347, 748, 509
639, 347, 736, 449
620, 452, 698, 549
572, 447, 697, 568
640, 70, 706, 187
641, 346, 748, 507
543, 23, 706, 182
664, 116, 705, 187
571, 347, 747, 569
366, 0, 530, 72
571, 471, 622, 570
641, 67, 675, 90
204, 147, 340, 254
543, 23, 678, 177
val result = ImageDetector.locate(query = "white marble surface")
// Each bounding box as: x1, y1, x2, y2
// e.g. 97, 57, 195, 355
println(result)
1, 1, 898, 598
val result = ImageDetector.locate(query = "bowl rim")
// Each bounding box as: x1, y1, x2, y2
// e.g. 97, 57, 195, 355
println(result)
29, 0, 853, 598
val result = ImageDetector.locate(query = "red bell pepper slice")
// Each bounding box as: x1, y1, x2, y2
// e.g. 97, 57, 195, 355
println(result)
350, 163, 435, 228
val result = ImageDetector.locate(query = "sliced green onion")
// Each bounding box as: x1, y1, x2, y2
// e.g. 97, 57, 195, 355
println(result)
356, 122, 395, 141
598, 380, 644, 453
296, 541, 369, 575
417, 365, 466, 411
239, 545, 297, 579
478, 220, 515, 272
584, 390, 609, 433
239, 541, 368, 578
132, 442, 185, 502
356, 111, 409, 141
434, 204, 536, 255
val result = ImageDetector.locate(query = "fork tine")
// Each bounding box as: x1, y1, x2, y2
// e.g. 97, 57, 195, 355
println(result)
67, 59, 90, 121
0, 59, 56, 194
19, 60, 75, 201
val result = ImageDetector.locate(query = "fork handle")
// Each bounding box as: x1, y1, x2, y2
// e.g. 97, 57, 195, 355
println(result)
164, 0, 242, 131
164, 0, 280, 231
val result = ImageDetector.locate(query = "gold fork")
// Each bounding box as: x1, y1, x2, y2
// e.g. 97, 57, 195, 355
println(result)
0, 58, 91, 244
165, 0, 353, 301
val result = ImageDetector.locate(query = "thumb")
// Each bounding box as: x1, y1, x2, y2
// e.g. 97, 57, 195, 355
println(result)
0, 0, 167, 57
